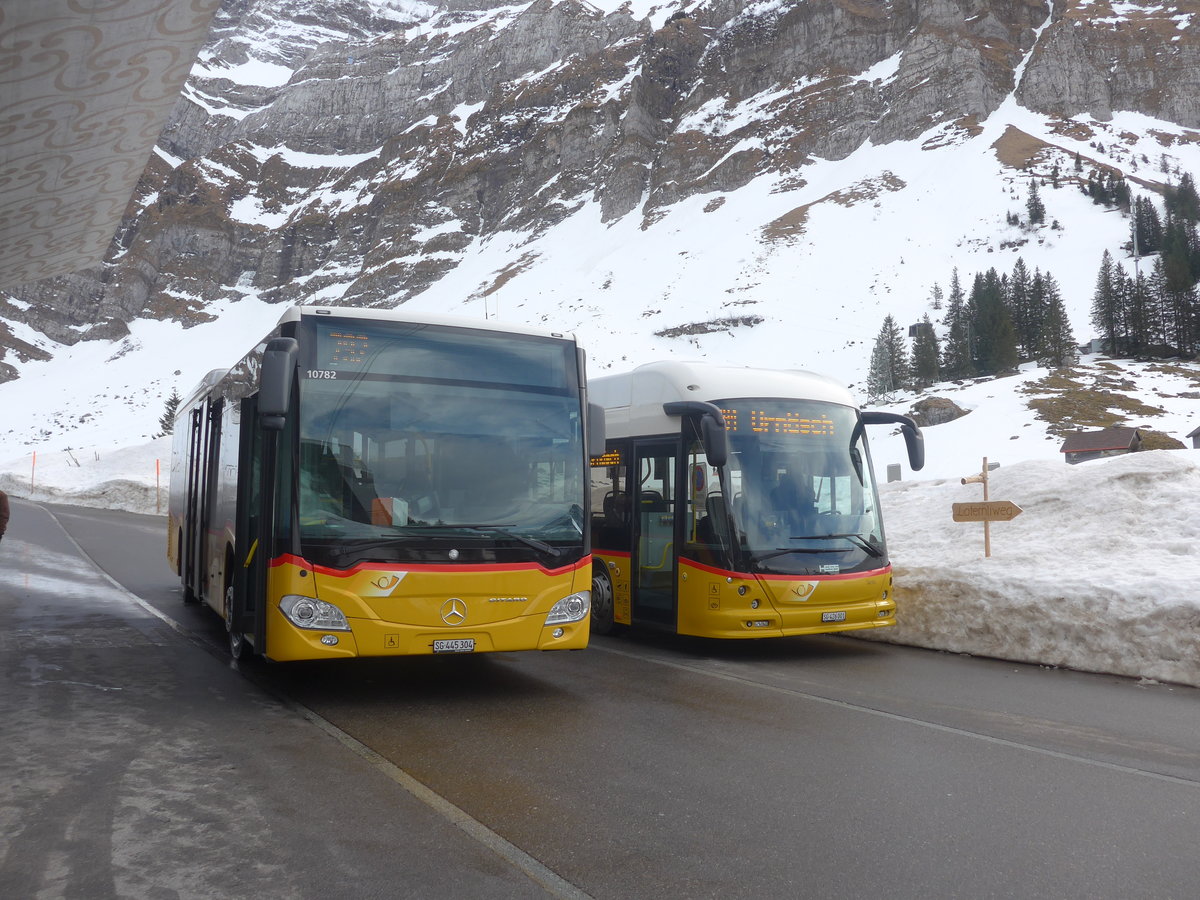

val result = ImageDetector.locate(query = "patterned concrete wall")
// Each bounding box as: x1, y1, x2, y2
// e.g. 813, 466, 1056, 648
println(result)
0, 0, 220, 290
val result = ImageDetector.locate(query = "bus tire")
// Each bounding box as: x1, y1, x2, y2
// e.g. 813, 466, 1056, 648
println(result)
590, 564, 617, 636
225, 582, 249, 661
179, 530, 198, 604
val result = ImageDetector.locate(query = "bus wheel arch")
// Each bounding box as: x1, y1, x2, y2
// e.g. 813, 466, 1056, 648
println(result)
590, 562, 617, 636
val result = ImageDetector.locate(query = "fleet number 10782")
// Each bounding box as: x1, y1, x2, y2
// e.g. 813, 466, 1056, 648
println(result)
306, 370, 338, 379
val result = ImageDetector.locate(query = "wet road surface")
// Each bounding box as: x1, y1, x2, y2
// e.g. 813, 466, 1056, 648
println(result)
5, 500, 1200, 898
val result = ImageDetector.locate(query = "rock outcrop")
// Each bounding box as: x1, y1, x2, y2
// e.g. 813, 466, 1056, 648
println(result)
2, 0, 1198, 381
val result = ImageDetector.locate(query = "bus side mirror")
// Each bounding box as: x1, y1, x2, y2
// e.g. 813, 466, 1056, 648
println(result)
860, 410, 925, 472
899, 423, 924, 471
588, 402, 606, 457
259, 337, 299, 431
701, 414, 728, 468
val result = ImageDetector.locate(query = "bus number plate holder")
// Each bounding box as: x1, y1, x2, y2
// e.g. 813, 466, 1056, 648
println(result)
821, 611, 847, 623
433, 639, 476, 653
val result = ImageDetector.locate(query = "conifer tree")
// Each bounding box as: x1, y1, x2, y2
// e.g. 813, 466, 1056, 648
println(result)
1121, 265, 1153, 356
1025, 181, 1046, 225
940, 269, 973, 379
1036, 272, 1076, 367
1165, 172, 1200, 223
158, 388, 181, 438
1160, 212, 1199, 352
866, 315, 910, 399
969, 269, 1018, 374
1089, 251, 1122, 353
1147, 257, 1175, 353
910, 314, 940, 389
929, 283, 944, 311
1131, 196, 1162, 256
1007, 258, 1040, 359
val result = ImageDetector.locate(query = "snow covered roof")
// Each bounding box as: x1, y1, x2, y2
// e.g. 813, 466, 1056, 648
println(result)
1059, 427, 1142, 454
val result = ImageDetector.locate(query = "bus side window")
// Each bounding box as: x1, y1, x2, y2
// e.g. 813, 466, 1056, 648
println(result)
591, 444, 632, 550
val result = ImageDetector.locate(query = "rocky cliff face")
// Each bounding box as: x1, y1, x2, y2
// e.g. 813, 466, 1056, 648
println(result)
2, 0, 1198, 383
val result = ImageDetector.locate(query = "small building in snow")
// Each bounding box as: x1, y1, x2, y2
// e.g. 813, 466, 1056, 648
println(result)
1060, 427, 1143, 465
1188, 426, 1200, 450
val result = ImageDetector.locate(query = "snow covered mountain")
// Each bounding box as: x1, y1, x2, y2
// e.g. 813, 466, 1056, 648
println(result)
2, 0, 1200, 454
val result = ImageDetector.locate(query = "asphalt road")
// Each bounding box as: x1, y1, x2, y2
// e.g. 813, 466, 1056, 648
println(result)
7, 501, 1200, 898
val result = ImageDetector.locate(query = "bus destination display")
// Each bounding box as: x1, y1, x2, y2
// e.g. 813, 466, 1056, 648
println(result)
720, 408, 835, 436
324, 330, 369, 366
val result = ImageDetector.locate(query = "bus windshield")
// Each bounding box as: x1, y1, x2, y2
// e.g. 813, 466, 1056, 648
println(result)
717, 399, 884, 575
295, 322, 584, 567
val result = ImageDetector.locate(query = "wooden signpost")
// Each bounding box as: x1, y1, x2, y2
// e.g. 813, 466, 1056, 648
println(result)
952, 500, 1023, 523
955, 457, 1022, 557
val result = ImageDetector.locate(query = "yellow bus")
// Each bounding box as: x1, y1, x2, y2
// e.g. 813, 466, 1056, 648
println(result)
168, 306, 602, 660
587, 361, 923, 638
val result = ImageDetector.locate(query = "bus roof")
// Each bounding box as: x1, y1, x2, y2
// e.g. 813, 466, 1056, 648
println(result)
280, 305, 578, 343
178, 308, 579, 407
590, 361, 859, 438
179, 367, 229, 410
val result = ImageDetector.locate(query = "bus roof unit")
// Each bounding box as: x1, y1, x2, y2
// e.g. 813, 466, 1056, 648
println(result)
279, 305, 577, 343
590, 361, 857, 438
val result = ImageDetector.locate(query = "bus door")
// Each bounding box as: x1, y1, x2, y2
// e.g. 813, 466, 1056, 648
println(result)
200, 399, 223, 602
183, 399, 222, 603
632, 440, 679, 626
232, 396, 267, 655
182, 405, 205, 602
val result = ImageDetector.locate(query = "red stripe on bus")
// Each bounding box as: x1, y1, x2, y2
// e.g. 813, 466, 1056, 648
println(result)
678, 556, 891, 582
268, 553, 591, 579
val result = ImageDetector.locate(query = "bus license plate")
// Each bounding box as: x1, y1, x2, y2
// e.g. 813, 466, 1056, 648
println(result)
433, 639, 476, 654
821, 611, 847, 623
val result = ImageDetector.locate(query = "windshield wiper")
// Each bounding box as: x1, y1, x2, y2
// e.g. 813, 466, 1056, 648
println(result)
753, 547, 838, 563
325, 525, 564, 563
451, 524, 563, 559
817, 533, 884, 558
753, 533, 883, 565
327, 535, 415, 560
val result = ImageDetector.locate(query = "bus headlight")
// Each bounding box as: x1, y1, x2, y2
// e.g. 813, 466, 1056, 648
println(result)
544, 591, 590, 625
280, 595, 351, 631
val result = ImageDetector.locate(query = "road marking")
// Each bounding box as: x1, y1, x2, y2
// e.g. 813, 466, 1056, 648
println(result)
593, 644, 1200, 790
291, 704, 593, 900
41, 508, 592, 900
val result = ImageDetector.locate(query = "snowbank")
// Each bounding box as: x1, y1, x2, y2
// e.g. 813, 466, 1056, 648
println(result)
0, 438, 170, 516
869, 450, 1200, 688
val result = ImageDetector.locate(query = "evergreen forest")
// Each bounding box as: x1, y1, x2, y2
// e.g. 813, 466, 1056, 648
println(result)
866, 173, 1200, 400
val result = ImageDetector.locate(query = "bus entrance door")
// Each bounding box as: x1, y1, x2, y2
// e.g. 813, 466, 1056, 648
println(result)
232, 397, 266, 657
633, 441, 678, 626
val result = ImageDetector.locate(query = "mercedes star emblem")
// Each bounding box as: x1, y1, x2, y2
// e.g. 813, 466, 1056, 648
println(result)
440, 598, 467, 626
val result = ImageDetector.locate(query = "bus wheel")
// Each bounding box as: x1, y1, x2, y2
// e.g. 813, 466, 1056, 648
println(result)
180, 531, 197, 604
590, 564, 616, 636
225, 583, 248, 660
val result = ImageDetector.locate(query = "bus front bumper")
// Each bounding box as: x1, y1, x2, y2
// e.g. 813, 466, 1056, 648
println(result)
264, 607, 589, 661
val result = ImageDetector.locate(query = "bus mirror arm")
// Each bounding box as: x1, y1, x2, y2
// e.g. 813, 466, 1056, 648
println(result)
860, 410, 925, 471
259, 337, 299, 431
663, 401, 729, 468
